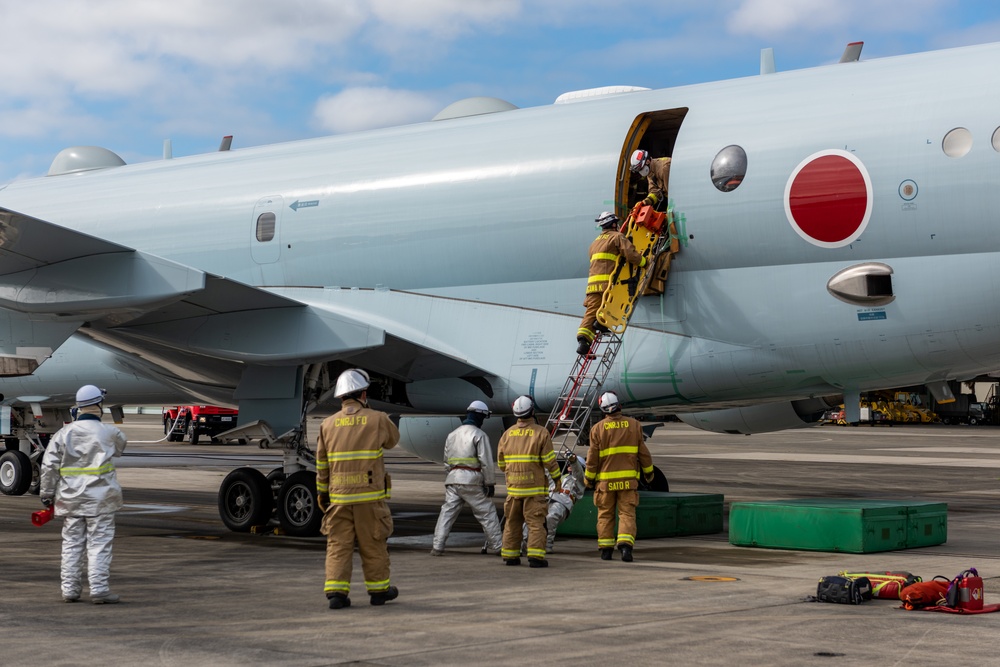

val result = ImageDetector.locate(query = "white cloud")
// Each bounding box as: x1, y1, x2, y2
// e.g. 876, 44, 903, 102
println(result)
312, 87, 443, 133
727, 0, 950, 38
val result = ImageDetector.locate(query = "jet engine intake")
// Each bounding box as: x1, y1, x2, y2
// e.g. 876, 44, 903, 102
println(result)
678, 396, 840, 435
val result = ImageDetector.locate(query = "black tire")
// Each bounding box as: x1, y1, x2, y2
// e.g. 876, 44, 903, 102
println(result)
0, 450, 33, 496
218, 467, 272, 532
638, 464, 669, 492
186, 419, 200, 446
277, 470, 322, 537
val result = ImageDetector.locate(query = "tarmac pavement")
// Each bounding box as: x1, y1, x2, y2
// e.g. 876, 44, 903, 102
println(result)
1, 417, 998, 666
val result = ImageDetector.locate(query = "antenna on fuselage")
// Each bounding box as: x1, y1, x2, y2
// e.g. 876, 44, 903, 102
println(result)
163, 139, 173, 160
839, 41, 864, 63
760, 47, 775, 75
218, 135, 233, 151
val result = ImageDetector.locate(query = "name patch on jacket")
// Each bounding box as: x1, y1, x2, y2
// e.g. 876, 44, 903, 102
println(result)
335, 415, 368, 427
330, 472, 371, 486
508, 428, 535, 437
603, 420, 631, 430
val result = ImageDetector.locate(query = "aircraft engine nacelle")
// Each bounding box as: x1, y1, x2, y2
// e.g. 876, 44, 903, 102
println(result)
677, 397, 840, 435
396, 415, 507, 464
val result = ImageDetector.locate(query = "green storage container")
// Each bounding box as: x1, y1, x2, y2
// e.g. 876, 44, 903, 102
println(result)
729, 499, 946, 553
556, 491, 723, 539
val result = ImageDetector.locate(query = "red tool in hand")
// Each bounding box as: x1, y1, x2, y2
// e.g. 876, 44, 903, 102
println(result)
31, 506, 54, 527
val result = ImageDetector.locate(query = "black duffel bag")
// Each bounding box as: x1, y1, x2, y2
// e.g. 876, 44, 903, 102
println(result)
816, 575, 872, 604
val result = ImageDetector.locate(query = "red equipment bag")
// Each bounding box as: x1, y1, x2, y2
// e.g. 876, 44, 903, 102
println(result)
900, 578, 950, 610
946, 568, 984, 611
31, 506, 54, 527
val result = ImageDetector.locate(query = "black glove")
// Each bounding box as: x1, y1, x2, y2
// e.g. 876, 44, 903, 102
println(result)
485, 485, 495, 498
41, 496, 53, 507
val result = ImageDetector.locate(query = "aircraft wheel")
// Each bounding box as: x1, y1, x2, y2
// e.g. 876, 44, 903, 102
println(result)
277, 471, 322, 537
258, 438, 271, 449
0, 450, 33, 496
638, 465, 669, 492
218, 467, 272, 532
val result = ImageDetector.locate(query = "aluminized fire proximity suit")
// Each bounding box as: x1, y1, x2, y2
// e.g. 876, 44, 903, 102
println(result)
39, 407, 128, 601
544, 454, 587, 552
316, 397, 399, 601
432, 419, 503, 553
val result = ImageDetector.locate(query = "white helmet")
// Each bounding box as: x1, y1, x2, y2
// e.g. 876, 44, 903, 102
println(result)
75, 384, 105, 407
599, 391, 620, 414
467, 400, 491, 418
630, 149, 650, 177
595, 211, 619, 229
512, 395, 534, 418
334, 368, 370, 398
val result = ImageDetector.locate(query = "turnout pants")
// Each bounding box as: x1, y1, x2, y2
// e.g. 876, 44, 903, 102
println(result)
594, 488, 638, 549
502, 495, 547, 561
577, 293, 602, 342
432, 484, 502, 552
322, 501, 393, 597
61, 513, 116, 598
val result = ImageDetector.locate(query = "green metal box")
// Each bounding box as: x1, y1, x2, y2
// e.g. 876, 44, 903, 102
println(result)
556, 491, 723, 539
729, 499, 946, 553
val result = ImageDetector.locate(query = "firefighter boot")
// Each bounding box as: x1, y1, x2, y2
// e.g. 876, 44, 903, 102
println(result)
576, 337, 591, 355
619, 544, 634, 562
369, 586, 399, 606
528, 558, 548, 568
505, 557, 521, 566
600, 548, 613, 561
327, 593, 351, 610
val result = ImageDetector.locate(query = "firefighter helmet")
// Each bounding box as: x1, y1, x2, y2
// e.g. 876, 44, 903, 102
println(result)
598, 391, 620, 414
467, 400, 491, 418
512, 395, 535, 418
334, 368, 370, 398
595, 211, 619, 229
630, 149, 650, 176
75, 384, 105, 407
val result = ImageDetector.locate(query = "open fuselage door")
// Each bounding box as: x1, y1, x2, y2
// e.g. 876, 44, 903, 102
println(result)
615, 107, 688, 216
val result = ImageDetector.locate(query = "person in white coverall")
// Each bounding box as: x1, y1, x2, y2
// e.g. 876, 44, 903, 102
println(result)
39, 385, 128, 604
430, 401, 503, 555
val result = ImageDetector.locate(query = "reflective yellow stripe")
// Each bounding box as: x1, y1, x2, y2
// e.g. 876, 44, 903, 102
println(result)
328, 489, 389, 503
501, 548, 521, 558
577, 328, 595, 340
315, 460, 329, 470
585, 470, 597, 480
598, 538, 616, 547
588, 274, 611, 283
504, 454, 541, 463
591, 252, 618, 262
60, 463, 114, 476
596, 469, 640, 480
316, 481, 329, 492
599, 446, 639, 457
540, 451, 556, 463
641, 465, 655, 475
326, 450, 382, 462
324, 580, 350, 593
365, 578, 391, 592
526, 548, 546, 558
506, 486, 548, 496
446, 457, 479, 466
617, 533, 635, 545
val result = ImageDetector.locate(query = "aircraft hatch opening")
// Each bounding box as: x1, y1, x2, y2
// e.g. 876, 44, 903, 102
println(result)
616, 108, 688, 219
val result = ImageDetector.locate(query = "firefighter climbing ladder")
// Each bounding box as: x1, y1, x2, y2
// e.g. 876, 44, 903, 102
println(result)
544, 204, 680, 454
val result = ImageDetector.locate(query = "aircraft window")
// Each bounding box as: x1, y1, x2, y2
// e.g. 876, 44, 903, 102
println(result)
942, 128, 972, 158
710, 145, 747, 192
256, 212, 275, 242
992, 127, 1000, 152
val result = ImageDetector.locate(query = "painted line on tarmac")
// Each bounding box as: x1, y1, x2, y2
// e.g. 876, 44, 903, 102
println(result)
659, 452, 1000, 468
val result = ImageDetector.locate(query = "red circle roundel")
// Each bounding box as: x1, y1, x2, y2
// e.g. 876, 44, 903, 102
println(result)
784, 149, 872, 248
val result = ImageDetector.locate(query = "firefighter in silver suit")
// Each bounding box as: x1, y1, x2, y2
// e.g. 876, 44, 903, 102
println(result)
431, 401, 503, 555
39, 385, 128, 604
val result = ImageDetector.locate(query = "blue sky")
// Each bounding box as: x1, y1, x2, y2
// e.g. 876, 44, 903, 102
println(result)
2, 0, 999, 183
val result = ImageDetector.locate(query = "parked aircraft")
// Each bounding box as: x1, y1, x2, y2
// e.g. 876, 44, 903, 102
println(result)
2, 41, 999, 535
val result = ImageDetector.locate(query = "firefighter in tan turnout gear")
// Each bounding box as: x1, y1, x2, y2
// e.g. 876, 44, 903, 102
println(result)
430, 400, 503, 555
316, 368, 400, 609
497, 395, 562, 567
585, 391, 654, 562
630, 149, 671, 210
576, 211, 646, 355
39, 384, 127, 604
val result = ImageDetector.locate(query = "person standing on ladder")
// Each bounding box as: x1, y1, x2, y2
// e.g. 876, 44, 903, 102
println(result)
584, 391, 655, 562
576, 211, 646, 355
430, 400, 503, 556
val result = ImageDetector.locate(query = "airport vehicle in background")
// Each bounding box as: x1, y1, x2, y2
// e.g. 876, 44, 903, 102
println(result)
3, 42, 1000, 535
163, 405, 239, 444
